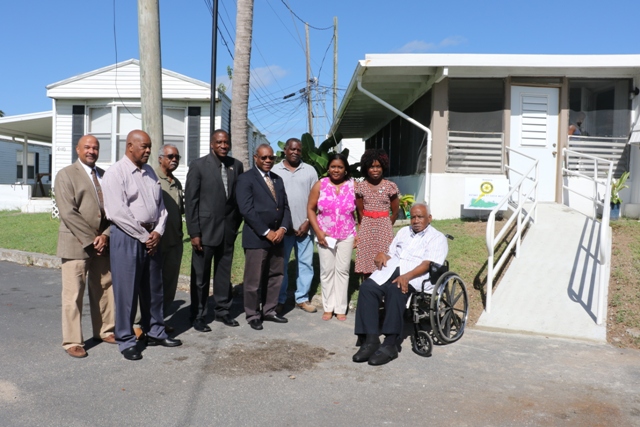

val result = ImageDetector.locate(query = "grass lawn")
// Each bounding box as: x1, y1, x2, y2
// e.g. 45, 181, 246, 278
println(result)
2, 210, 638, 349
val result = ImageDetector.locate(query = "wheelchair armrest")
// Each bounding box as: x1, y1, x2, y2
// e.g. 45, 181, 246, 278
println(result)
427, 260, 449, 286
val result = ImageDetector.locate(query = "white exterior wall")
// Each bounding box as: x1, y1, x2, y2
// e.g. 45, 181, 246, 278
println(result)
52, 101, 74, 183
47, 62, 210, 101
0, 184, 31, 211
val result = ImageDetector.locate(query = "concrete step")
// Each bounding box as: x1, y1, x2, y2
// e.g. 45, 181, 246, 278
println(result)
476, 203, 608, 343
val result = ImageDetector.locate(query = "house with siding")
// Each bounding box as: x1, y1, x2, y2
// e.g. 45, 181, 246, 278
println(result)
331, 54, 640, 219
47, 59, 268, 187
0, 112, 53, 210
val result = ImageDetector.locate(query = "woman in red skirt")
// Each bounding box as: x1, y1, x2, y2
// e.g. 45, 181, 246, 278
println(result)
355, 149, 400, 279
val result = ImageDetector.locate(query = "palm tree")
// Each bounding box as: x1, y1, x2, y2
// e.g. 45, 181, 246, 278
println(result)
230, 0, 253, 169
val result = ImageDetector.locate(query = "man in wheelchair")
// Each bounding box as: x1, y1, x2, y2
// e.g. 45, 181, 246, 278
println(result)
353, 203, 448, 366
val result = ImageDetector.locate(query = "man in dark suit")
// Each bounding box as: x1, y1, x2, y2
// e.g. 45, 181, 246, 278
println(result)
185, 129, 244, 332
236, 144, 292, 330
55, 135, 116, 358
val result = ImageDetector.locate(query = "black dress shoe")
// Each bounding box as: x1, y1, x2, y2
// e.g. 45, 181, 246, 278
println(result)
122, 346, 142, 361
146, 336, 183, 347
368, 345, 398, 366
215, 314, 240, 327
352, 342, 380, 363
193, 319, 211, 332
249, 319, 263, 330
263, 314, 288, 323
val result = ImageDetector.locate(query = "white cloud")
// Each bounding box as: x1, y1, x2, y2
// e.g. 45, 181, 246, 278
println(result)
439, 36, 467, 47
396, 40, 436, 53
395, 36, 467, 53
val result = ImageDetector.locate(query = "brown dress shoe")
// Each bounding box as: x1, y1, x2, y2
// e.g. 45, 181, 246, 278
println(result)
296, 301, 318, 313
134, 327, 144, 339
66, 346, 87, 358
100, 334, 117, 344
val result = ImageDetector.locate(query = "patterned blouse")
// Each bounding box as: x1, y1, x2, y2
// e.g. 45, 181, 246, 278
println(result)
316, 177, 356, 240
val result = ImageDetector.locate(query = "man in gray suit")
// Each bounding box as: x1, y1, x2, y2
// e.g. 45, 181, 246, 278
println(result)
55, 134, 115, 358
185, 129, 244, 332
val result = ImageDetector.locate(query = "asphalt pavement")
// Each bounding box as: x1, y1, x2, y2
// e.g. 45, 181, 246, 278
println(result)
1, 261, 640, 426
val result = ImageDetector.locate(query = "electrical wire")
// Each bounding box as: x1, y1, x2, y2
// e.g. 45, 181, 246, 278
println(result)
280, 0, 333, 30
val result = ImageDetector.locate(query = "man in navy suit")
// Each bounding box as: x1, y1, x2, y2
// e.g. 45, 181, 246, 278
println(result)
236, 144, 292, 330
185, 129, 244, 332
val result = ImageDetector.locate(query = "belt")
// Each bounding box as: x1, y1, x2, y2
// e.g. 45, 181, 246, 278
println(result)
140, 222, 156, 232
362, 210, 389, 219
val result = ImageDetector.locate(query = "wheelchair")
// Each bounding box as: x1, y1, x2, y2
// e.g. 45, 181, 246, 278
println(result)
407, 235, 469, 357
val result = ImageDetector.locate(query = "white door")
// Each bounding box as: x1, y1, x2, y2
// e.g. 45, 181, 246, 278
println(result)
510, 86, 559, 202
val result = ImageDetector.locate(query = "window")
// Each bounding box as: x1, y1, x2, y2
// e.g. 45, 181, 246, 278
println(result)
447, 79, 505, 173
89, 107, 112, 162
16, 152, 36, 180
568, 79, 630, 138
116, 107, 142, 160
87, 106, 187, 163
568, 79, 631, 177
163, 108, 186, 157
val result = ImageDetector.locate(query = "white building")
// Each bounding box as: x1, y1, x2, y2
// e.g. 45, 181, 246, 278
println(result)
47, 59, 268, 186
0, 59, 268, 212
332, 54, 640, 219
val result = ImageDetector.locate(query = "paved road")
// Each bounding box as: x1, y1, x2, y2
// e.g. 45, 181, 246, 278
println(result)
1, 261, 639, 426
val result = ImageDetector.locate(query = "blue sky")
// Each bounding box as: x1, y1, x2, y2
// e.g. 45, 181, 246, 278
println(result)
1, 0, 637, 144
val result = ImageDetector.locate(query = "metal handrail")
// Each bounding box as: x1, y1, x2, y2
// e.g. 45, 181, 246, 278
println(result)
562, 148, 614, 325
485, 147, 539, 314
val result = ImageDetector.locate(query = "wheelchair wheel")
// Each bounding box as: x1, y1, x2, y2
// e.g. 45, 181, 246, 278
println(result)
430, 272, 468, 344
411, 330, 433, 357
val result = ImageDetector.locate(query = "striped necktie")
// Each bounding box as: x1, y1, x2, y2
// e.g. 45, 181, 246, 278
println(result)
264, 173, 277, 202
90, 168, 104, 212
221, 163, 228, 198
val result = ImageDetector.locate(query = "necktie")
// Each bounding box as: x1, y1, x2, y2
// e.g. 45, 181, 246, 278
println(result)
91, 168, 104, 212
264, 173, 277, 202
221, 164, 228, 198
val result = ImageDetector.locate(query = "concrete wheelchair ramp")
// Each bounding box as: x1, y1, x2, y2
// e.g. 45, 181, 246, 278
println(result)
476, 203, 609, 343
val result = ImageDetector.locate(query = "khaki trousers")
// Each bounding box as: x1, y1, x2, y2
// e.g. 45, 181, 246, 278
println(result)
318, 236, 354, 315
61, 256, 115, 349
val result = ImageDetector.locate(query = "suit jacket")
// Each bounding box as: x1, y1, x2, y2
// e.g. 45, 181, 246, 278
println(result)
236, 167, 292, 250
55, 160, 110, 260
185, 152, 244, 247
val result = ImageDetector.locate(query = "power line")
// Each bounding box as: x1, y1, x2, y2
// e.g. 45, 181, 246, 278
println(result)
280, 0, 333, 30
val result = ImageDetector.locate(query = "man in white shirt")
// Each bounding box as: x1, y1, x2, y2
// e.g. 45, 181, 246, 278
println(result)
353, 203, 448, 366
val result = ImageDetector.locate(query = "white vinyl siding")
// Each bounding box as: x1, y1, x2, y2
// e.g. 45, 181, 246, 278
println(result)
47, 61, 210, 100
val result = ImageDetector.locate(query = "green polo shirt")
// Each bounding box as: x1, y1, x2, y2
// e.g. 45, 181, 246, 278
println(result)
155, 167, 184, 248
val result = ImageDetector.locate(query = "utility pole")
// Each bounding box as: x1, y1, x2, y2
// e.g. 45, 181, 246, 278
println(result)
138, 0, 163, 167
305, 23, 313, 136
333, 16, 338, 122
210, 0, 219, 134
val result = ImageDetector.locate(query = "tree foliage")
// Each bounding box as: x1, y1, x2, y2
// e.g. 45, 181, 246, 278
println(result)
276, 132, 361, 178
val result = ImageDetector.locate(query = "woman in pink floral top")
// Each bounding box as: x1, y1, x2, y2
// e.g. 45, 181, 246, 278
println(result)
308, 153, 356, 321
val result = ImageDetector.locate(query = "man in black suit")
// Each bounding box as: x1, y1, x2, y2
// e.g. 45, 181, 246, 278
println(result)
236, 144, 292, 330
185, 129, 244, 332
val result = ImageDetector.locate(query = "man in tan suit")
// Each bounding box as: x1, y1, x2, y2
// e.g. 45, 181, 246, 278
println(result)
55, 135, 115, 358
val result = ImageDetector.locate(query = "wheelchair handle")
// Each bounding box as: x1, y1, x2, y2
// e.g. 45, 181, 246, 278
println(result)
445, 234, 454, 240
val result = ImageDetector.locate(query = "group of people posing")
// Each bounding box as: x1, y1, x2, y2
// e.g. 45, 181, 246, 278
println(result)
57, 128, 447, 366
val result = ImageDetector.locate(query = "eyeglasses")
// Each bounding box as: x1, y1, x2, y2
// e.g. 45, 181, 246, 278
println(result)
164, 154, 181, 160
259, 155, 276, 161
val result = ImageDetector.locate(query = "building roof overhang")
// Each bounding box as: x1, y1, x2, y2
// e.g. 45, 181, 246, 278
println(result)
0, 111, 52, 142
332, 54, 640, 140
